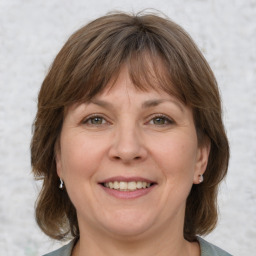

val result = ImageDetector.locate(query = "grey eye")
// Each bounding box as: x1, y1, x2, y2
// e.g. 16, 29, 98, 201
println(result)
150, 116, 173, 125
153, 117, 167, 125
83, 116, 107, 125
89, 117, 104, 124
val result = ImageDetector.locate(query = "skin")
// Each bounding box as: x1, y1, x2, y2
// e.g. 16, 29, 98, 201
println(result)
56, 66, 210, 256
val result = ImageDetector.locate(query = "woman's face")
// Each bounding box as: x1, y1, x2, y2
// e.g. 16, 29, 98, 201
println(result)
56, 66, 209, 239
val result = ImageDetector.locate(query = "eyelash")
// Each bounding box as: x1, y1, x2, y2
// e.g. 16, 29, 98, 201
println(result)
82, 114, 174, 127
147, 114, 174, 126
82, 114, 109, 126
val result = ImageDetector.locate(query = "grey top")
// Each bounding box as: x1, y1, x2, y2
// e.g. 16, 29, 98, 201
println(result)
43, 237, 232, 256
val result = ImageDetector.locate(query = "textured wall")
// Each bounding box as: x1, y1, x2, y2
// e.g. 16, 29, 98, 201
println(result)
0, 0, 255, 255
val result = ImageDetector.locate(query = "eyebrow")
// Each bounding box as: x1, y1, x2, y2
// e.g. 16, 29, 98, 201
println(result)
142, 99, 184, 112
90, 99, 112, 108
142, 99, 166, 108
90, 98, 184, 112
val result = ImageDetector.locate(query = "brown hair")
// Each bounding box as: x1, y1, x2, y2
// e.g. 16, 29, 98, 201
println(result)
31, 11, 229, 242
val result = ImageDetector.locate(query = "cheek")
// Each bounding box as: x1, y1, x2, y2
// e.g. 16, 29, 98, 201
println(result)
58, 134, 106, 210
151, 134, 198, 180
59, 134, 105, 180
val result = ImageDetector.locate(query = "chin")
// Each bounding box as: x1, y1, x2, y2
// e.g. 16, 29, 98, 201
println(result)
97, 209, 156, 238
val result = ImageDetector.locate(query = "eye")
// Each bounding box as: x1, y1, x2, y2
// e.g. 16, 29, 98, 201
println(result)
148, 115, 174, 126
83, 115, 107, 126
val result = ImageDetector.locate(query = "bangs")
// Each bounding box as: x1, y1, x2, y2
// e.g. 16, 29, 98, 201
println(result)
126, 50, 185, 102
59, 24, 188, 107
82, 49, 185, 103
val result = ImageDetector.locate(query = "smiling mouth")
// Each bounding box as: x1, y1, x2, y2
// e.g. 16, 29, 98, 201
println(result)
101, 181, 155, 191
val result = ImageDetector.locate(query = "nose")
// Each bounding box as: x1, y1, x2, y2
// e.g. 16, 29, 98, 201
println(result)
108, 124, 147, 163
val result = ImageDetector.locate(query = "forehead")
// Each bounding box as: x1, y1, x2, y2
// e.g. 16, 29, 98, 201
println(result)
94, 55, 184, 101
68, 50, 187, 110
88, 65, 174, 105
67, 63, 184, 115
82, 65, 186, 115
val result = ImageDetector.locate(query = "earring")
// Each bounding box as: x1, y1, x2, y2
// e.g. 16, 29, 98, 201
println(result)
59, 178, 64, 190
199, 174, 204, 183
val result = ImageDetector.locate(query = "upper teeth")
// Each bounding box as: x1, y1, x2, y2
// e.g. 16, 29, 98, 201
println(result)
104, 181, 151, 191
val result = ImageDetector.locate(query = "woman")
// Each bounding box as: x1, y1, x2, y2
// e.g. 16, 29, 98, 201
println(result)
31, 11, 231, 256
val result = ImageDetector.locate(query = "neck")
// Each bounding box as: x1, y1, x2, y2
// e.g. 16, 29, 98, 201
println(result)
72, 224, 199, 256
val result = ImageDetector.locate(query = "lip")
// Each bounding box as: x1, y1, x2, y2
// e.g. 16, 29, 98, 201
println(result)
99, 176, 156, 184
98, 176, 157, 200
100, 184, 156, 199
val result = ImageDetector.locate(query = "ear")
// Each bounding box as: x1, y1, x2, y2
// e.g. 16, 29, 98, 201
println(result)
55, 140, 63, 179
193, 139, 211, 184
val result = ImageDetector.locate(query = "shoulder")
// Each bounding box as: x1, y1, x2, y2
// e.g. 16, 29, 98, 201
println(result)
42, 240, 75, 256
197, 237, 233, 256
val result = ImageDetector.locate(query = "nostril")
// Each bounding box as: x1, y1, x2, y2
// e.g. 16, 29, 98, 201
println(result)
108, 143, 147, 162
112, 155, 141, 161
